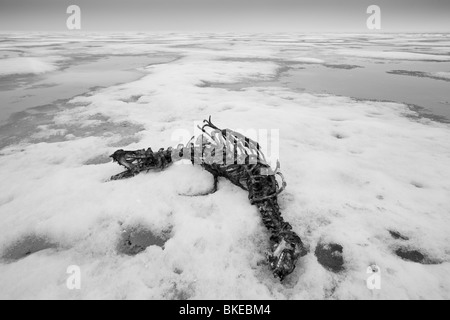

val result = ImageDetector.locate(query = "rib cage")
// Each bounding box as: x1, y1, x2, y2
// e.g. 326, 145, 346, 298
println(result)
110, 117, 306, 280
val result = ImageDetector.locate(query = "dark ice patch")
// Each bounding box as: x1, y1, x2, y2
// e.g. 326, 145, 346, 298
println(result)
389, 230, 409, 241
164, 283, 194, 300
315, 242, 345, 273
1, 235, 58, 262
0, 73, 45, 91
332, 132, 347, 139
324, 64, 362, 70
0, 100, 145, 150
411, 181, 424, 189
117, 226, 169, 256
387, 70, 450, 82
395, 247, 440, 265
27, 82, 59, 90
403, 103, 450, 124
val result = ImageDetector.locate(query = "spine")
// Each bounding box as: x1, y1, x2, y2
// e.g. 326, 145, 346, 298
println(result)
246, 168, 306, 280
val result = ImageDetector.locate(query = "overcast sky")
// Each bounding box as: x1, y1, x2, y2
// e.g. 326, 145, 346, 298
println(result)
0, 0, 449, 32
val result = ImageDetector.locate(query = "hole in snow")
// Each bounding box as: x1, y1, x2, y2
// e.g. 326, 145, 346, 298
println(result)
1, 235, 58, 262
411, 181, 424, 188
120, 95, 142, 103
315, 242, 345, 273
332, 132, 347, 139
395, 247, 440, 265
117, 226, 169, 256
389, 230, 409, 241
173, 268, 183, 275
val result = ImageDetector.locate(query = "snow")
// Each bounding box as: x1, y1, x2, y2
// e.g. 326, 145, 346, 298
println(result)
0, 33, 450, 300
433, 72, 450, 80
336, 49, 450, 61
291, 57, 325, 64
0, 57, 64, 76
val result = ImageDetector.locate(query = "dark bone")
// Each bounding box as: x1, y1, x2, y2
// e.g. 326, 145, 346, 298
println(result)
109, 117, 307, 281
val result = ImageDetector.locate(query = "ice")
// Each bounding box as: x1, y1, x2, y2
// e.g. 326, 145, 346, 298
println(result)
0, 33, 450, 300
0, 57, 64, 76
433, 72, 450, 80
336, 49, 450, 61
291, 57, 325, 64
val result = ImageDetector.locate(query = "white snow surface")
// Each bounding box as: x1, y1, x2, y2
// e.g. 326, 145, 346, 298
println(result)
0, 33, 450, 300
432, 72, 450, 80
0, 57, 64, 76
336, 49, 450, 61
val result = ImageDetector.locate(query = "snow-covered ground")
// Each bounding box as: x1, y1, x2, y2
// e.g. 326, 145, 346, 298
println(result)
0, 57, 65, 76
336, 49, 450, 61
0, 33, 449, 300
432, 72, 450, 80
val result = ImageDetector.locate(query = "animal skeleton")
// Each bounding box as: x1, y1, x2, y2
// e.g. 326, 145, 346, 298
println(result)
110, 117, 306, 280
